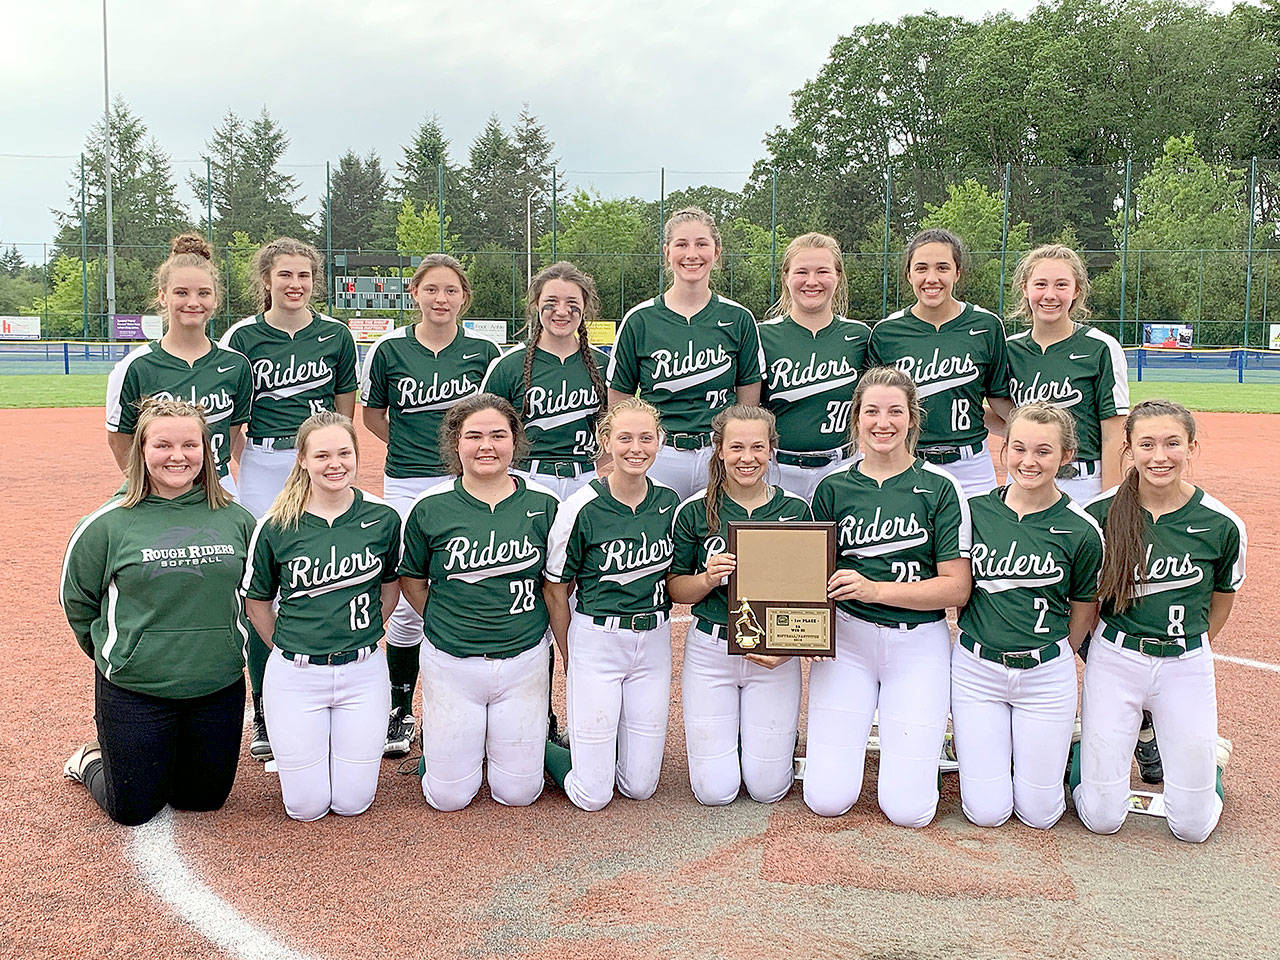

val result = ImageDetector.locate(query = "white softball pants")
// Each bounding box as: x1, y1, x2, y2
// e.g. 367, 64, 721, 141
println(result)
262, 645, 391, 822
682, 624, 801, 805
950, 639, 1077, 829
1074, 625, 1222, 843
931, 441, 998, 498
514, 467, 596, 502
648, 445, 713, 502
419, 637, 550, 811
383, 475, 451, 649
804, 612, 951, 827
1056, 471, 1103, 504
563, 612, 672, 811
236, 442, 298, 519
771, 456, 850, 503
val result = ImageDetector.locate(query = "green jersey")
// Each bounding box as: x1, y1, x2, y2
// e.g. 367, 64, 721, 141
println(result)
244, 489, 402, 656
1086, 487, 1246, 642
360, 326, 500, 478
670, 486, 812, 629
957, 487, 1103, 653
105, 340, 254, 478
759, 315, 870, 453
481, 344, 609, 464
812, 459, 970, 626
606, 294, 765, 435
399, 476, 558, 658
1006, 325, 1129, 463
867, 303, 1010, 447
545, 478, 680, 616
60, 487, 256, 698
219, 312, 359, 439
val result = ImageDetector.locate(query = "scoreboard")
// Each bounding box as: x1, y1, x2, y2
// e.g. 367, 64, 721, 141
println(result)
334, 276, 412, 311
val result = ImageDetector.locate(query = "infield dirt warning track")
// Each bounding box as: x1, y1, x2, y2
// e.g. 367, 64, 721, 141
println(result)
4, 408, 1279, 960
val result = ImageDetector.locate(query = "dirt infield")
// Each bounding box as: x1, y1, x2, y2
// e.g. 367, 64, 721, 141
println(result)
4, 408, 1279, 960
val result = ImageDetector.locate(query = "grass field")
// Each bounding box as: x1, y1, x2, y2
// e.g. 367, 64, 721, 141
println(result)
2, 374, 1279, 413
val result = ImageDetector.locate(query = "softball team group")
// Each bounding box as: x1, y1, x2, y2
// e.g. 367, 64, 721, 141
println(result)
60, 208, 1246, 845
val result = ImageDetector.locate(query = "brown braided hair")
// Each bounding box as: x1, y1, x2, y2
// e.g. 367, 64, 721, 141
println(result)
519, 261, 607, 421
1096, 399, 1198, 613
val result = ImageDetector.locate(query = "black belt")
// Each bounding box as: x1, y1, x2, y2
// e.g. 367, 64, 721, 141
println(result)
280, 643, 376, 666
526, 459, 589, 478
918, 440, 984, 466
776, 448, 845, 468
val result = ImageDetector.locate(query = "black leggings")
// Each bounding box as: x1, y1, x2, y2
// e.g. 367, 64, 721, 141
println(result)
87, 670, 245, 826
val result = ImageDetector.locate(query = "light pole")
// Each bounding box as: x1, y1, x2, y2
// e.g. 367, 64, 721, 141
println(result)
101, 0, 117, 323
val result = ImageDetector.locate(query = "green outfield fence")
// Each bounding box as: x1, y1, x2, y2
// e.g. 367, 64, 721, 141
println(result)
3, 157, 1278, 362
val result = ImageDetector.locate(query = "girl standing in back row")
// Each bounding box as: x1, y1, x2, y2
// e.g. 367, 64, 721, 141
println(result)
220, 237, 360, 763
867, 229, 1013, 497
607, 207, 765, 501
360, 254, 499, 757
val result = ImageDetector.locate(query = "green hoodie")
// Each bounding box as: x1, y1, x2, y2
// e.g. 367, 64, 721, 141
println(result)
60, 486, 256, 698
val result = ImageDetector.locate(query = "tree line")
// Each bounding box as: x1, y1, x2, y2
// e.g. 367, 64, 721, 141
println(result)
9, 0, 1280, 344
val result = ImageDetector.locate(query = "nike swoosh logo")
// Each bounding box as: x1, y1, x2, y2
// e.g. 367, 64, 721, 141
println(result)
844, 335, 860, 342
1187, 526, 1211, 534
968, 329, 985, 336
912, 486, 930, 494
717, 319, 735, 327
659, 505, 672, 514
216, 364, 237, 373
462, 353, 481, 360
779, 514, 803, 522
527, 510, 545, 518
1069, 353, 1090, 360
360, 519, 380, 528
1049, 527, 1072, 535
317, 334, 337, 342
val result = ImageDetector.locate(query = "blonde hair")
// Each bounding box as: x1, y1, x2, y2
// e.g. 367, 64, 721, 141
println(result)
849, 366, 923, 457
122, 397, 231, 509
704, 405, 778, 536
438, 393, 527, 476
1010, 244, 1092, 322
251, 237, 324, 312
768, 232, 848, 320
596, 396, 662, 452
409, 253, 473, 316
152, 233, 221, 326
264, 412, 359, 530
520, 261, 606, 421
1004, 402, 1079, 459
1096, 400, 1198, 613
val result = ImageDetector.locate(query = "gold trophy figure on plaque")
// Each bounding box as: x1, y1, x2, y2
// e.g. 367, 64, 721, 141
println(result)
734, 597, 763, 649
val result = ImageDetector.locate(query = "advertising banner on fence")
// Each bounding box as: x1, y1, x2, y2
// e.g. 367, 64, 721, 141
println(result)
346, 316, 397, 344
112, 315, 163, 340
462, 319, 508, 345
586, 320, 617, 346
1270, 324, 1280, 350
1142, 323, 1193, 349
0, 316, 40, 340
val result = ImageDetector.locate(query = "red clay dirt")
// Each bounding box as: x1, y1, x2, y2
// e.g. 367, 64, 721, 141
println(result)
3, 408, 1278, 960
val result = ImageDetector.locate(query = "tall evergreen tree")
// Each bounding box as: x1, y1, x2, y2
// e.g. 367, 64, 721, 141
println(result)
459, 115, 523, 249
395, 114, 461, 210
511, 106, 558, 246
326, 150, 391, 251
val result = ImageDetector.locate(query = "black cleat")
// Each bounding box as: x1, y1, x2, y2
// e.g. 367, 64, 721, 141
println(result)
1135, 713, 1162, 784
384, 707, 416, 758
250, 715, 273, 762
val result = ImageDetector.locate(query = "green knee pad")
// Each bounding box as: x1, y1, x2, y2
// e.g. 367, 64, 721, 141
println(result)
544, 739, 572, 790
1068, 741, 1082, 794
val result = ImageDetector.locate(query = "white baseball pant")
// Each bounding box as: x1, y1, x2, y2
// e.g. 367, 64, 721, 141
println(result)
236, 441, 298, 519
682, 624, 801, 805
419, 637, 550, 811
1055, 463, 1103, 504
932, 441, 998, 498
383, 475, 451, 649
218, 473, 239, 498
771, 456, 850, 503
262, 645, 391, 822
516, 465, 596, 502
1073, 624, 1222, 843
647, 445, 713, 502
950, 638, 1077, 829
804, 612, 951, 826
563, 611, 672, 811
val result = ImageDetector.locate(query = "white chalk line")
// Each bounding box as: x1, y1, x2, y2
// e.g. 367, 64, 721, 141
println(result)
128, 809, 320, 960
124, 640, 1276, 960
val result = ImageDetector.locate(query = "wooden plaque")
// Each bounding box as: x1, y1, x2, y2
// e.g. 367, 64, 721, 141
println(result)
726, 521, 836, 657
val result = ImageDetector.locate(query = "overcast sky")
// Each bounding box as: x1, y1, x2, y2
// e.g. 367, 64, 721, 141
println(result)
1, 0, 1223, 253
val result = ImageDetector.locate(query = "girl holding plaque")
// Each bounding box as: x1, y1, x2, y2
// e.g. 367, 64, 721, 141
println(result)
806, 367, 972, 827
668, 405, 812, 805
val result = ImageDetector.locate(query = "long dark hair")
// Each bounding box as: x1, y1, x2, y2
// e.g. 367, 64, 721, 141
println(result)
519, 261, 607, 420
